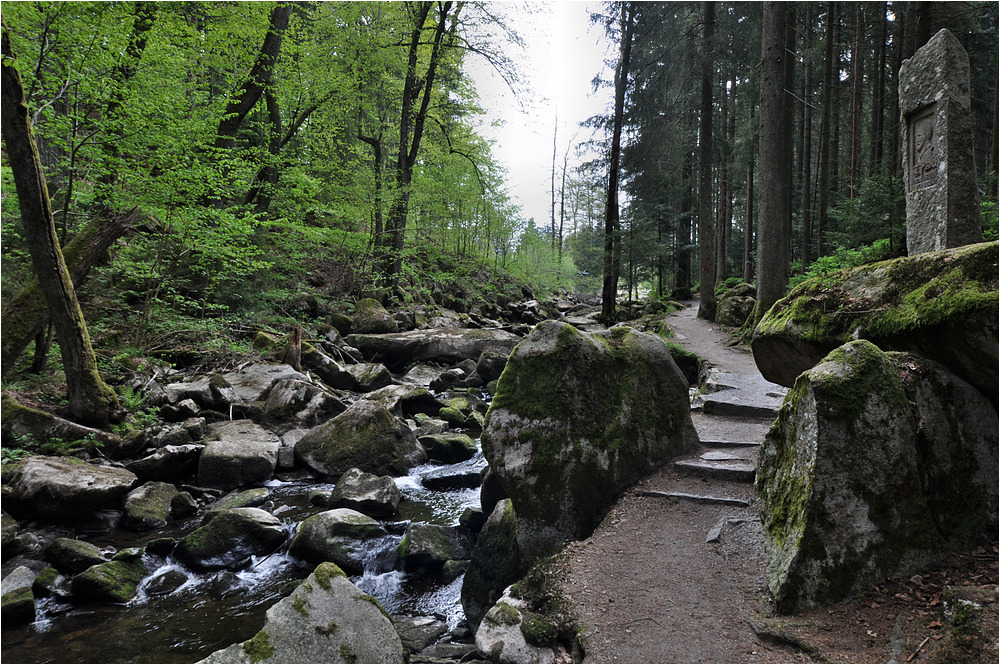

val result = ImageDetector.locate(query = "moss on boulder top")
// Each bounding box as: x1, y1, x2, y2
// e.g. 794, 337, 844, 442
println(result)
751, 241, 998, 402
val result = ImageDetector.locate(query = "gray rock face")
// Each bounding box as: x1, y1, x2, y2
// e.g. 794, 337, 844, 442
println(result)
362, 384, 444, 419
122, 481, 181, 530
222, 364, 309, 403
715, 293, 756, 328
260, 378, 346, 428
4, 456, 137, 520
397, 523, 471, 572
1, 566, 36, 625
475, 586, 555, 664
199, 562, 404, 664
45, 537, 107, 574
174, 508, 287, 571
353, 297, 399, 334
295, 400, 427, 480
347, 327, 520, 372
418, 432, 477, 463
71, 548, 146, 603
126, 444, 203, 482
483, 321, 699, 560
899, 28, 981, 254
288, 508, 388, 575
757, 340, 998, 613
164, 374, 238, 411
462, 499, 527, 630
344, 363, 392, 393
198, 421, 280, 491
328, 468, 401, 518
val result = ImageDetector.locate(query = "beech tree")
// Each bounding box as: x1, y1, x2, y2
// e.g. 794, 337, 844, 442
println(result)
1, 23, 119, 428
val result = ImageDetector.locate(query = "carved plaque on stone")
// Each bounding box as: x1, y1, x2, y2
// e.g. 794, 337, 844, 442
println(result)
908, 105, 938, 190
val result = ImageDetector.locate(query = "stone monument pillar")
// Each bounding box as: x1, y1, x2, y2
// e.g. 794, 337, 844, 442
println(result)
899, 28, 982, 255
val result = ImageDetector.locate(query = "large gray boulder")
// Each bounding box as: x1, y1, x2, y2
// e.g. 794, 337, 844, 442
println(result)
126, 444, 203, 482
164, 374, 239, 410
353, 297, 399, 334
328, 468, 401, 518
260, 379, 346, 428
198, 421, 280, 491
3, 456, 137, 520
461, 499, 528, 630
346, 327, 520, 372
45, 537, 107, 574
751, 242, 998, 403
396, 522, 471, 573
288, 508, 388, 575
122, 481, 182, 530
199, 562, 404, 664
71, 548, 146, 603
174, 508, 287, 571
295, 401, 426, 480
1, 566, 36, 625
222, 364, 310, 403
475, 586, 555, 664
418, 432, 477, 463
362, 384, 444, 419
757, 340, 998, 613
482, 321, 699, 560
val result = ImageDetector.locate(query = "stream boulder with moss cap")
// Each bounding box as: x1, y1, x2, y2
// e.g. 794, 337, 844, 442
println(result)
3, 456, 137, 520
757, 339, 998, 613
199, 562, 404, 664
751, 241, 998, 403
482, 320, 699, 562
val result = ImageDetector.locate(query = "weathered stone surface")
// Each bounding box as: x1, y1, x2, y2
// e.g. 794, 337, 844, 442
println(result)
126, 444, 203, 482
199, 562, 404, 664
197, 421, 280, 491
71, 548, 146, 603
716, 293, 756, 328
757, 340, 998, 613
164, 374, 238, 410
260, 378, 346, 428
353, 297, 399, 334
212, 487, 270, 510
44, 537, 107, 574
288, 508, 387, 575
418, 432, 477, 464
462, 499, 528, 630
222, 364, 309, 403
4, 456, 137, 520
295, 400, 427, 480
483, 321, 699, 560
899, 28, 981, 255
1, 567, 36, 625
174, 508, 287, 571
362, 384, 444, 419
344, 363, 393, 393
347, 328, 520, 372
751, 242, 998, 402
328, 467, 401, 518
475, 586, 555, 664
476, 350, 509, 383
391, 615, 448, 654
397, 522, 471, 572
122, 481, 181, 530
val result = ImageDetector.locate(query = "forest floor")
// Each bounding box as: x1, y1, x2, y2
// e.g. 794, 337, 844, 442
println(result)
549, 301, 999, 664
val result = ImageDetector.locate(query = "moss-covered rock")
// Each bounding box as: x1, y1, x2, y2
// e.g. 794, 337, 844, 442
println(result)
288, 508, 387, 575
122, 481, 181, 530
71, 550, 146, 603
751, 241, 998, 402
174, 508, 287, 571
44, 537, 107, 574
757, 339, 998, 613
294, 400, 427, 480
328, 467, 401, 518
3, 455, 137, 521
396, 522, 471, 572
417, 432, 477, 463
482, 320, 699, 561
461, 499, 527, 630
353, 298, 398, 334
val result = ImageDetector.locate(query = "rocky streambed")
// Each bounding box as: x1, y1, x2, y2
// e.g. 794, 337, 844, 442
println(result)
1, 306, 534, 664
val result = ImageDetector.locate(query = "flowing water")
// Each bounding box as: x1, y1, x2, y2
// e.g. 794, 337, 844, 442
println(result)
2, 449, 484, 664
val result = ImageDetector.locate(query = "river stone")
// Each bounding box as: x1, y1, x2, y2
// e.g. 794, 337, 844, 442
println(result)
1, 566, 36, 625
483, 320, 699, 561
397, 523, 471, 573
399, 364, 446, 387
751, 242, 998, 403
461, 499, 528, 630
757, 340, 999, 613
345, 363, 393, 393
354, 297, 399, 334
420, 464, 484, 490
222, 364, 309, 403
260, 378, 346, 428
328, 468, 401, 518
346, 327, 520, 372
199, 563, 404, 664
716, 293, 756, 328
122, 481, 181, 530
174, 508, 287, 571
163, 374, 238, 410
295, 400, 427, 480
476, 349, 509, 383
363, 384, 444, 419
71, 548, 146, 603
475, 586, 555, 664
3, 456, 138, 520
126, 444, 203, 482
418, 432, 477, 463
211, 487, 270, 510
391, 615, 449, 653
44, 537, 107, 574
288, 508, 387, 574
197, 421, 280, 491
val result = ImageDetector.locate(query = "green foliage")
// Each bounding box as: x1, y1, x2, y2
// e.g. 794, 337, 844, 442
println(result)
789, 238, 898, 289
826, 171, 906, 251
2, 432, 100, 462
982, 200, 998, 242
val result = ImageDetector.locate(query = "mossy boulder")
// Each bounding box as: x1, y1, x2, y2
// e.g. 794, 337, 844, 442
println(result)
716, 291, 756, 328
482, 320, 699, 561
328, 468, 402, 518
474, 587, 556, 664
418, 432, 477, 463
751, 241, 998, 403
461, 499, 528, 630
260, 378, 346, 428
44, 537, 108, 574
396, 522, 471, 573
362, 384, 444, 419
197, 421, 280, 491
346, 327, 520, 372
353, 297, 398, 334
174, 508, 287, 571
122, 481, 181, 530
294, 400, 427, 480
757, 339, 998, 613
71, 549, 146, 603
3, 456, 137, 521
288, 508, 387, 575
200, 562, 404, 663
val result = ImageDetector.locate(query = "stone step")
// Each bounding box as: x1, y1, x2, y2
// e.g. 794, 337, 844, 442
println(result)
702, 398, 780, 419
674, 447, 757, 483
636, 490, 749, 508
700, 439, 760, 448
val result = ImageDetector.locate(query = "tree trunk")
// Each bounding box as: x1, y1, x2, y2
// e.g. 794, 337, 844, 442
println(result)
754, 2, 792, 322
1, 23, 119, 428
697, 0, 716, 320
816, 2, 837, 259
743, 113, 755, 284
800, 7, 814, 269
870, 2, 888, 175
600, 1, 636, 325
715, 76, 730, 285
675, 149, 694, 299
849, 3, 864, 197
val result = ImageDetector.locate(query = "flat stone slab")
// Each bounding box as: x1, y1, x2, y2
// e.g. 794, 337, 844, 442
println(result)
674, 451, 756, 483
703, 395, 781, 419
691, 412, 774, 446
636, 490, 749, 508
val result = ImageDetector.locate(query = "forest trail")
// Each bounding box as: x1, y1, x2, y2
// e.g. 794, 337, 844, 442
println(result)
555, 300, 788, 663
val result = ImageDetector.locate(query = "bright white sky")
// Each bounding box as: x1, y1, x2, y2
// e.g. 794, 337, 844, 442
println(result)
464, 1, 612, 229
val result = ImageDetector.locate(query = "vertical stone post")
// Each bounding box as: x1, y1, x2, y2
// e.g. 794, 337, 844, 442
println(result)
899, 28, 982, 255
